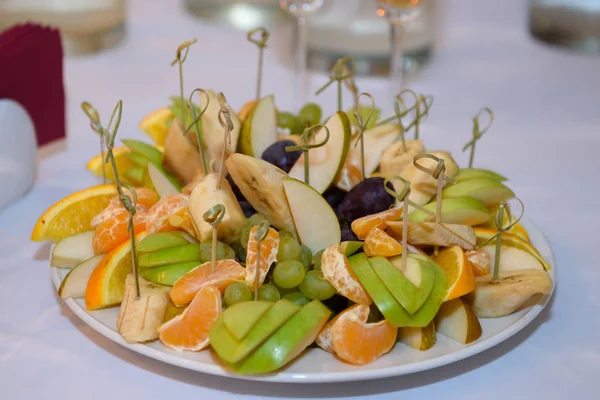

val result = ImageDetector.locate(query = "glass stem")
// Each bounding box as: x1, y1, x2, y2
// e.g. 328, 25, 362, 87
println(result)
294, 16, 308, 111
389, 21, 406, 96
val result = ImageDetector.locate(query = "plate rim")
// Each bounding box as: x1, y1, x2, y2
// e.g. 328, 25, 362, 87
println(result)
50, 218, 556, 383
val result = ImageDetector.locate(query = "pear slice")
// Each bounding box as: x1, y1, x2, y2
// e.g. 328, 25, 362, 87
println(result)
380, 139, 425, 177
454, 168, 507, 183
408, 197, 490, 226
479, 245, 545, 273
147, 163, 182, 197
387, 221, 477, 250
289, 112, 351, 194
226, 153, 296, 235
188, 172, 246, 244
58, 255, 104, 298
435, 298, 482, 344
238, 95, 277, 157
398, 320, 436, 351
282, 178, 340, 253
162, 118, 204, 184
442, 178, 514, 207
51, 231, 95, 268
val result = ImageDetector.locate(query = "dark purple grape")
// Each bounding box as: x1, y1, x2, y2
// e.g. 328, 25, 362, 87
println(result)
227, 174, 246, 201
323, 186, 346, 210
261, 140, 301, 173
337, 177, 394, 224
239, 200, 256, 218
341, 228, 359, 242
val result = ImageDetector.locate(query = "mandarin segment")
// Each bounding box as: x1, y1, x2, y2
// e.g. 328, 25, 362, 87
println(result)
433, 245, 476, 301
321, 244, 371, 305
351, 207, 403, 240
146, 193, 190, 235
245, 226, 279, 291
363, 227, 403, 257
92, 209, 148, 254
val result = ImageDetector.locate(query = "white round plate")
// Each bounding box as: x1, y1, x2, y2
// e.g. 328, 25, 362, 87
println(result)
51, 219, 555, 383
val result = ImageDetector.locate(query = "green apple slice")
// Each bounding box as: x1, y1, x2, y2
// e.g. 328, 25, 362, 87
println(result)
147, 163, 182, 197
51, 231, 95, 268
442, 178, 514, 207
288, 111, 351, 194
348, 253, 411, 327
138, 243, 200, 268
282, 178, 341, 253
126, 152, 149, 168
340, 241, 363, 256
121, 139, 163, 165
397, 320, 436, 351
58, 255, 105, 298
403, 258, 448, 327
435, 298, 482, 344
138, 261, 199, 286
371, 255, 435, 314
408, 197, 490, 226
124, 166, 144, 185
454, 168, 507, 183
238, 95, 277, 157
223, 301, 274, 341
234, 300, 331, 375
137, 231, 194, 254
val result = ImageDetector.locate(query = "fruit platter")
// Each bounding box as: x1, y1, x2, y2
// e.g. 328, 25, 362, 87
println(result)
31, 34, 554, 382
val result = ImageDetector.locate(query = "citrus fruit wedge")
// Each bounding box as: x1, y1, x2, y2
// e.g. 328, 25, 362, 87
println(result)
245, 226, 279, 291
351, 206, 403, 240
145, 193, 190, 235
92, 208, 148, 254
139, 107, 174, 146
86, 146, 134, 182
321, 244, 371, 305
170, 259, 245, 307
433, 245, 475, 301
158, 285, 221, 351
31, 184, 118, 242
363, 227, 403, 257
85, 231, 149, 310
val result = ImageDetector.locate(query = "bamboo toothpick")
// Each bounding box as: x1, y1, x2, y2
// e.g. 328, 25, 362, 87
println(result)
203, 204, 226, 273
216, 92, 234, 188
183, 88, 211, 174
82, 103, 106, 183
377, 91, 433, 146
382, 176, 413, 272
285, 124, 330, 185
253, 220, 271, 300
171, 38, 197, 129
247, 27, 270, 100
353, 92, 376, 181
315, 56, 356, 112
463, 107, 494, 168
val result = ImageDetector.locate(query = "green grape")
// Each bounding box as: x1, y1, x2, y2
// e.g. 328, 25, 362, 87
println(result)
247, 213, 267, 227
224, 282, 252, 307
199, 240, 235, 263
283, 292, 311, 306
312, 250, 325, 271
273, 260, 306, 288
278, 230, 295, 240
299, 270, 336, 300
277, 237, 303, 262
237, 243, 247, 263
257, 284, 281, 302
275, 284, 296, 297
277, 111, 303, 134
299, 103, 322, 127
240, 224, 252, 250
300, 245, 312, 269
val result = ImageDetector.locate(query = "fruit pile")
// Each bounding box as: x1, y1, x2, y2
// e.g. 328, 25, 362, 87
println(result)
32, 88, 553, 374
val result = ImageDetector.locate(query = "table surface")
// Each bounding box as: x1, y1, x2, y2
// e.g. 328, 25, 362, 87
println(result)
2, 0, 600, 399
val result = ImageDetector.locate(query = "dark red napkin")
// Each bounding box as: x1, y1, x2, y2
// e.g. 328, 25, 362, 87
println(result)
0, 23, 65, 146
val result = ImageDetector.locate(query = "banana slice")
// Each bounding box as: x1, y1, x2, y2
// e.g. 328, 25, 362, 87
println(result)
380, 139, 425, 177
117, 274, 169, 343
468, 269, 553, 318
226, 153, 297, 235
386, 221, 476, 250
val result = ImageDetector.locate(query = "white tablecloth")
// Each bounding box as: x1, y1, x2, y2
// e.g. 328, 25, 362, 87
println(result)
2, 0, 599, 399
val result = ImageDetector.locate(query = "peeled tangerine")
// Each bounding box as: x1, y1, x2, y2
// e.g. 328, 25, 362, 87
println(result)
351, 207, 403, 240
245, 226, 279, 291
327, 304, 397, 365
321, 244, 371, 305
363, 227, 403, 257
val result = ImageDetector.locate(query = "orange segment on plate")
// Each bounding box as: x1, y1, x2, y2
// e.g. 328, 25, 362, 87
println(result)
86, 146, 135, 182
321, 244, 371, 305
158, 285, 221, 352
139, 107, 174, 147
85, 231, 148, 310
363, 227, 403, 257
146, 193, 190, 235
31, 184, 118, 242
245, 226, 279, 291
433, 245, 475, 301
330, 304, 397, 365
92, 208, 148, 254
351, 207, 403, 240
170, 259, 245, 306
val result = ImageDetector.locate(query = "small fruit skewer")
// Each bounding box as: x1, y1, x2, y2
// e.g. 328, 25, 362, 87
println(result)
284, 124, 330, 185
216, 92, 234, 186
315, 56, 356, 112
81, 103, 107, 183
353, 92, 376, 181
252, 220, 271, 300
247, 27, 270, 100
462, 107, 493, 168
170, 38, 197, 129
184, 88, 210, 174
203, 204, 226, 273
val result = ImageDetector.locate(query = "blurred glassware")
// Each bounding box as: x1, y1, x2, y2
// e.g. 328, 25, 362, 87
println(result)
279, 1, 325, 109
185, 0, 283, 31
529, 0, 600, 52
0, 0, 125, 56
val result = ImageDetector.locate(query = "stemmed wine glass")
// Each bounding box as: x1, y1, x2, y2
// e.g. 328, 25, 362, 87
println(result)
279, 0, 325, 110
377, 0, 423, 96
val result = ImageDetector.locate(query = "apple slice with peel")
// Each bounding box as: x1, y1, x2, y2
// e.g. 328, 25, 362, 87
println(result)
138, 243, 200, 268
340, 241, 363, 256
398, 320, 436, 351
138, 261, 199, 286
238, 95, 277, 157
442, 178, 514, 207
147, 163, 182, 197
454, 168, 506, 183
121, 139, 163, 165
137, 231, 194, 254
58, 255, 105, 298
435, 298, 482, 344
408, 197, 490, 226
233, 300, 331, 374
51, 231, 95, 268
479, 245, 545, 273
223, 301, 273, 341
282, 178, 341, 253
289, 111, 351, 194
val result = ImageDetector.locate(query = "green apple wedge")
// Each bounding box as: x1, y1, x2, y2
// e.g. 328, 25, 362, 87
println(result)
408, 197, 490, 226
442, 178, 514, 207
454, 168, 507, 183
124, 167, 144, 186
238, 95, 277, 157
137, 231, 194, 254
282, 177, 341, 253
210, 299, 301, 364
121, 139, 163, 165
58, 255, 105, 298
147, 163, 182, 197
126, 152, 150, 168
340, 241, 363, 256
370, 255, 435, 314
138, 261, 200, 286
233, 300, 331, 375
435, 298, 482, 344
138, 243, 200, 268
289, 111, 351, 194
398, 320, 436, 351
51, 231, 95, 268
223, 301, 274, 341
347, 253, 411, 327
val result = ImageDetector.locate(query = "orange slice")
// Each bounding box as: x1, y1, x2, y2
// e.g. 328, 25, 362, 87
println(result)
363, 227, 403, 257
92, 208, 148, 254
321, 244, 371, 305
31, 184, 118, 242
245, 226, 279, 291
330, 304, 397, 365
85, 231, 148, 310
139, 107, 174, 147
86, 146, 134, 182
351, 207, 403, 240
433, 245, 475, 301
146, 193, 190, 235
466, 249, 490, 277
170, 259, 245, 307
158, 285, 221, 351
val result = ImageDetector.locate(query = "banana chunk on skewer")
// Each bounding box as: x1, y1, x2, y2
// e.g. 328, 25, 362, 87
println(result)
386, 221, 476, 250
380, 139, 425, 177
